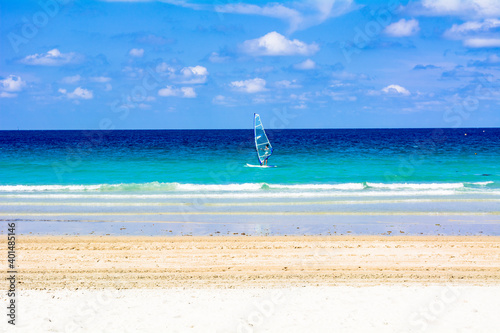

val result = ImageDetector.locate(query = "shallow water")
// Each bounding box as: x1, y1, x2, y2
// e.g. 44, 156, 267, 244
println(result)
1, 128, 499, 235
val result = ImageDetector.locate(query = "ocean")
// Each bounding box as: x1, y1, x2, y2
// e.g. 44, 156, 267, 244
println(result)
1, 128, 499, 236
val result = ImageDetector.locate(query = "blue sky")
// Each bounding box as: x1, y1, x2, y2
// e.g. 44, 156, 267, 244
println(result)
1, 0, 499, 129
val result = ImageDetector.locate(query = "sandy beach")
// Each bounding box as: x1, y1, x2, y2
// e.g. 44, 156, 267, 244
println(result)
5, 236, 500, 289
1, 286, 499, 332
2, 236, 500, 332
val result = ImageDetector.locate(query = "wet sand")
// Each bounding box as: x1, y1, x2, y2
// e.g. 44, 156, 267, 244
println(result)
5, 236, 500, 289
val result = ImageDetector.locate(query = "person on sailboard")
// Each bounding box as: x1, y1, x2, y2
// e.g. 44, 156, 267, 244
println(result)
262, 144, 271, 165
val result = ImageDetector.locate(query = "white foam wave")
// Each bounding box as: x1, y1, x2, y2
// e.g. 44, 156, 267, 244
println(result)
0, 185, 102, 192
270, 183, 365, 190
0, 182, 365, 192
366, 183, 464, 190
0, 181, 496, 194
470, 181, 494, 186
0, 190, 464, 199
176, 183, 263, 191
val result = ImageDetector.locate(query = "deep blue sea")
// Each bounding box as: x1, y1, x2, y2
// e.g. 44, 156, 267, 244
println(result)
1, 128, 499, 186
1, 128, 499, 236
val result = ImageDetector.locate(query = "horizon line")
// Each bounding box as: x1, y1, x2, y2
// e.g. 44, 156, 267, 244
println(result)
1, 127, 499, 131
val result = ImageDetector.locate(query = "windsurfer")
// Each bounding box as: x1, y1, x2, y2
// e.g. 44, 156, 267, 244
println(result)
262, 144, 270, 165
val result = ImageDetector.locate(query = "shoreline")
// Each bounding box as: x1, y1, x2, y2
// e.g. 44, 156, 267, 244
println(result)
6, 235, 500, 290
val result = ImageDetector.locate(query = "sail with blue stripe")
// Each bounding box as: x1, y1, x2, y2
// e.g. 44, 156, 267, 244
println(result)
254, 113, 273, 165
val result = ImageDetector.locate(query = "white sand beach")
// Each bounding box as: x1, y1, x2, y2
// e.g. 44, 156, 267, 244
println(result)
1, 236, 499, 332
2, 286, 500, 332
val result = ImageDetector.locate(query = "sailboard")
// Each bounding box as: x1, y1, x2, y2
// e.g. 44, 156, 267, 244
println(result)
245, 163, 277, 168
248, 113, 275, 167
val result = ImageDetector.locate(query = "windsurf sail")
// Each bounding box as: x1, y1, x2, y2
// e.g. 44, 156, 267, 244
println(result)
254, 113, 273, 165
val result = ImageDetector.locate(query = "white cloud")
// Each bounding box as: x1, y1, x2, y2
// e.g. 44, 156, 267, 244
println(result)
178, 66, 208, 84
445, 19, 500, 38
105, 0, 354, 32
215, 0, 353, 32
216, 3, 303, 32
486, 54, 500, 63
1, 75, 26, 92
366, 89, 382, 96
142, 0, 202, 10
20, 49, 82, 66
332, 71, 369, 81
156, 62, 175, 74
463, 38, 500, 47
212, 95, 232, 106
444, 19, 500, 47
241, 31, 319, 56
448, 21, 488, 36
180, 87, 196, 98
290, 92, 311, 102
313, 0, 352, 20
255, 66, 275, 73
123, 66, 144, 78
275, 80, 301, 89
0, 92, 17, 98
0, 74, 24, 98
324, 90, 357, 101
90, 76, 112, 83
61, 75, 81, 84
417, 0, 500, 18
444, 19, 500, 48
213, 95, 226, 103
154, 63, 208, 84
212, 95, 240, 107
294, 59, 316, 70
158, 85, 196, 98
230, 78, 267, 93
69, 87, 93, 99
158, 86, 177, 97
292, 103, 308, 109
59, 75, 112, 87
87, 76, 112, 91
382, 84, 411, 96
384, 19, 420, 37
209, 52, 230, 63
129, 48, 144, 57
59, 87, 94, 99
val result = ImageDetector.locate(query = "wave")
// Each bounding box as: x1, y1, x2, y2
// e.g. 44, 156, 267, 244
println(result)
365, 183, 464, 190
468, 181, 495, 186
0, 182, 261, 192
0, 181, 498, 193
264, 183, 365, 190
0, 190, 468, 199
0, 184, 103, 192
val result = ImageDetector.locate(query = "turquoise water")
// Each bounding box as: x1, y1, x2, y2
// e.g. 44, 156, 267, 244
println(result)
0, 128, 499, 186
1, 129, 499, 236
